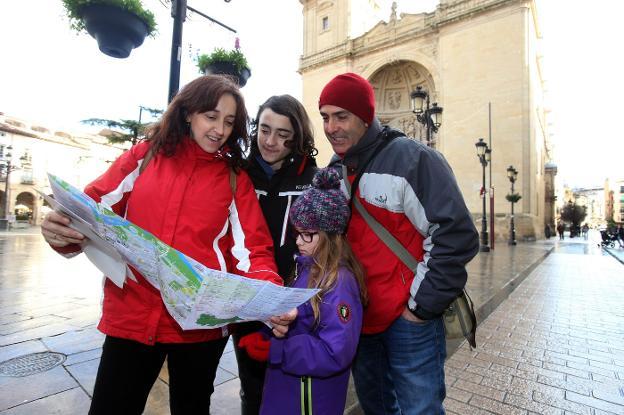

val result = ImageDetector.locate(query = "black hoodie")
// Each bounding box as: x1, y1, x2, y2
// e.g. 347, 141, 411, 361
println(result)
245, 153, 317, 279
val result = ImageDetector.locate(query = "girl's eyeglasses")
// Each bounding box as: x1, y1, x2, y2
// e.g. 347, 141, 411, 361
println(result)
292, 230, 318, 243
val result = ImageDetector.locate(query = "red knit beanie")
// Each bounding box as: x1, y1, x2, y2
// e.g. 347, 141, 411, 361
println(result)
318, 73, 375, 124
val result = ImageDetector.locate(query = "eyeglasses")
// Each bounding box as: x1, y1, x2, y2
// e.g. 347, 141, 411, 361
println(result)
292, 229, 318, 243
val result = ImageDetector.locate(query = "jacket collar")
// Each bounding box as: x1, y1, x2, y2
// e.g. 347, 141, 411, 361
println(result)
183, 136, 230, 162
332, 118, 383, 171
295, 254, 315, 268
250, 152, 316, 178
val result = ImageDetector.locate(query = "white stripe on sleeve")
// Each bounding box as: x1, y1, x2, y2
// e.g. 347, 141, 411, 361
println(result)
99, 160, 142, 209
228, 199, 252, 272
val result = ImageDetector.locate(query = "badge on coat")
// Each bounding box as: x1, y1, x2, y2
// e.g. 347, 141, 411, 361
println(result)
337, 303, 351, 323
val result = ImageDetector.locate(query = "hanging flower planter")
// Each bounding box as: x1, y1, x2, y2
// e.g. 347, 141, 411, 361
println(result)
197, 48, 252, 87
62, 1, 157, 59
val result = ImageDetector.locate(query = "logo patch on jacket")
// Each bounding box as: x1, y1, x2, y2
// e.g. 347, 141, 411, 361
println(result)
374, 194, 388, 205
337, 303, 351, 323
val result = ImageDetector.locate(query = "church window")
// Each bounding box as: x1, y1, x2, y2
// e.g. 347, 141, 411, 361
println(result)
322, 16, 329, 31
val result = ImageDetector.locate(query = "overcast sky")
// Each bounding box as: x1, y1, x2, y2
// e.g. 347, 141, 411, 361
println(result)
1, 0, 622, 188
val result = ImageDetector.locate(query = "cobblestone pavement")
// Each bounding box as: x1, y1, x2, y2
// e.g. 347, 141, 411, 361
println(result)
1, 228, 621, 414
445, 240, 624, 415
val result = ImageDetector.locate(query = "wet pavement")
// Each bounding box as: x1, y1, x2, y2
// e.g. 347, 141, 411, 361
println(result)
445, 236, 624, 415
0, 228, 622, 414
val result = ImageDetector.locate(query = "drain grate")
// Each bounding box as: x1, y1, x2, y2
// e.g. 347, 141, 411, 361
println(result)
0, 352, 66, 377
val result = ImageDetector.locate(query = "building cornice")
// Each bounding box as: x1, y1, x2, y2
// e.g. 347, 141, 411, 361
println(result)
0, 115, 125, 151
300, 0, 522, 73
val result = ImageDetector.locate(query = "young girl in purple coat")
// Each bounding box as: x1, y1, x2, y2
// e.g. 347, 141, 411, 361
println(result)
238, 168, 367, 415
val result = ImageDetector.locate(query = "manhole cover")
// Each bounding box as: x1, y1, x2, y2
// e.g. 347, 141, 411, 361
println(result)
0, 352, 66, 377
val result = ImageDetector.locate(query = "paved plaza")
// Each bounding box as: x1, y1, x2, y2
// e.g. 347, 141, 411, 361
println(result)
0, 228, 622, 414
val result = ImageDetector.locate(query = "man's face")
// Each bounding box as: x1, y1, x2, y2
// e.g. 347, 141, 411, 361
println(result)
320, 105, 368, 156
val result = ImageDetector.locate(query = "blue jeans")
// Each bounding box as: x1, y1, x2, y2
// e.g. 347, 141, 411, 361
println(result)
352, 316, 446, 415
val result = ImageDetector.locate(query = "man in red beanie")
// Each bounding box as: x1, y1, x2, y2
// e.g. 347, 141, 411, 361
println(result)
320, 72, 479, 414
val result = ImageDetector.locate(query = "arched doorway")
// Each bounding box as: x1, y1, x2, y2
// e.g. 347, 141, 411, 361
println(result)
369, 61, 439, 148
15, 192, 35, 223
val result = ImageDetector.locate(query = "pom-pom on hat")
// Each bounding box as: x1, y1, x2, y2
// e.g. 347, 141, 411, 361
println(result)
290, 168, 350, 234
318, 72, 375, 125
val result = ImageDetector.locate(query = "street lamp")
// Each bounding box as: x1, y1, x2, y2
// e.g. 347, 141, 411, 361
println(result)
0, 145, 14, 231
410, 86, 443, 147
507, 165, 518, 245
475, 138, 490, 252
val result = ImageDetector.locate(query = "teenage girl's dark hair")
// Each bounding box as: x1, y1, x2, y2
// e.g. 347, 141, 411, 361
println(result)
145, 75, 249, 171
249, 94, 317, 159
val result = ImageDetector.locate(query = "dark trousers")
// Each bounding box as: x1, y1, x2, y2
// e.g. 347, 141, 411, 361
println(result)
89, 335, 228, 415
232, 322, 268, 415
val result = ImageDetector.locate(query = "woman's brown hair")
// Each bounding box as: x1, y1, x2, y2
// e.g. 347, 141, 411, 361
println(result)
145, 75, 249, 171
296, 231, 367, 326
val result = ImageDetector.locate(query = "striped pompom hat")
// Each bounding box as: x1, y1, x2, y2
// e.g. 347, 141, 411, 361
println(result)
289, 168, 350, 234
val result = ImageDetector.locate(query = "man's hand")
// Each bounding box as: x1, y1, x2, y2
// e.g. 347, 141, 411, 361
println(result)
401, 306, 426, 323
269, 308, 298, 338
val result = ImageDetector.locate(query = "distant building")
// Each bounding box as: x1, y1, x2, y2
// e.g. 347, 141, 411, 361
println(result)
299, 0, 554, 241
605, 178, 624, 224
571, 187, 605, 228
0, 113, 126, 227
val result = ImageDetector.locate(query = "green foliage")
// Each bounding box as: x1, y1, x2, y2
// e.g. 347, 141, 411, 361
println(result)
196, 48, 249, 73
62, 0, 157, 37
559, 202, 587, 227
82, 107, 163, 146
505, 193, 522, 203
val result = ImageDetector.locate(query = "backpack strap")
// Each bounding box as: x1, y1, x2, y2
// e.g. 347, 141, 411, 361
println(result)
229, 168, 237, 195
139, 146, 155, 174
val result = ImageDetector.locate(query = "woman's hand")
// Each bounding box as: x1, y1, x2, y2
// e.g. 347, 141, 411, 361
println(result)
41, 211, 86, 247
270, 308, 298, 338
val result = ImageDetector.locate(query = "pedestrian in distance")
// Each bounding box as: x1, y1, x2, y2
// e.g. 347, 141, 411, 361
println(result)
233, 94, 318, 415
320, 72, 479, 414
582, 223, 589, 240
237, 168, 367, 415
40, 75, 297, 415
557, 222, 565, 240
617, 224, 624, 248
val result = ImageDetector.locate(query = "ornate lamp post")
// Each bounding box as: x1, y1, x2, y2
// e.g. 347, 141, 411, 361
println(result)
475, 138, 491, 252
0, 145, 14, 231
410, 86, 443, 146
507, 165, 519, 245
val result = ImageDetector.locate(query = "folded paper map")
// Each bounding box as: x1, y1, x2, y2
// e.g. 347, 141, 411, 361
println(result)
41, 173, 318, 330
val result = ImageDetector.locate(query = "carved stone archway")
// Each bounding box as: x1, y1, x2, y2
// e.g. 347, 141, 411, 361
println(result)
369, 61, 439, 147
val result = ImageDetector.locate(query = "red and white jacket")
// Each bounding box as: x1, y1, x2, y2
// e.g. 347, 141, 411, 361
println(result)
331, 119, 479, 334
58, 139, 281, 345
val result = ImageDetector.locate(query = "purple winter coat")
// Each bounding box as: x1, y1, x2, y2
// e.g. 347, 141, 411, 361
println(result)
260, 255, 363, 415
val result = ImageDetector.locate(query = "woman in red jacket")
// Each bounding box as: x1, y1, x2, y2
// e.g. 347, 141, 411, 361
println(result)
40, 75, 295, 415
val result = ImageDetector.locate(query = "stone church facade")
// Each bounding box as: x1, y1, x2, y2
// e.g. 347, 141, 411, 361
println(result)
299, 0, 555, 241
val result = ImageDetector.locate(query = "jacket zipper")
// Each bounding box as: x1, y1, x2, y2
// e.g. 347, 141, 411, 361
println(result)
300, 376, 312, 415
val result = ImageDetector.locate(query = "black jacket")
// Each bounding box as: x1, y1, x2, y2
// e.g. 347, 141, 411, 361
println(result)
245, 153, 317, 279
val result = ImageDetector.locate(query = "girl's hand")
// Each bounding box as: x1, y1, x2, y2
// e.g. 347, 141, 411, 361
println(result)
41, 211, 86, 247
270, 308, 298, 338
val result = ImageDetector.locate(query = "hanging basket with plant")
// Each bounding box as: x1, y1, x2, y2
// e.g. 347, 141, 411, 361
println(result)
197, 47, 251, 87
505, 193, 522, 203
62, 0, 157, 59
